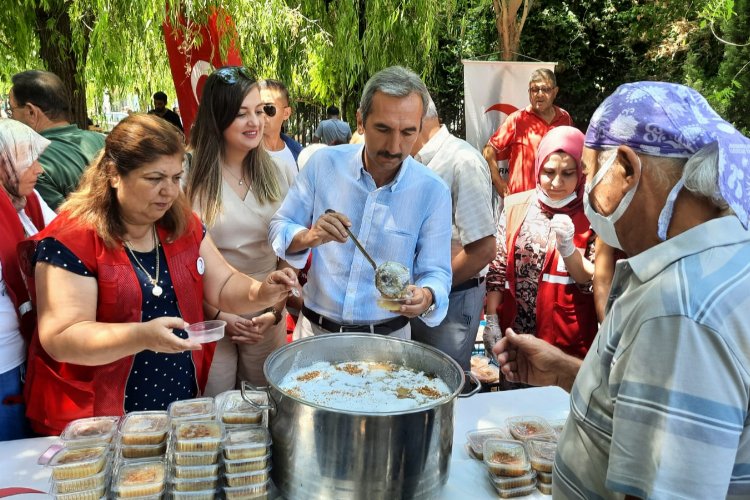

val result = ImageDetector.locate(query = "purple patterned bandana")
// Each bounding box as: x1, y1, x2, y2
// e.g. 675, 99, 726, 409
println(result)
585, 82, 750, 228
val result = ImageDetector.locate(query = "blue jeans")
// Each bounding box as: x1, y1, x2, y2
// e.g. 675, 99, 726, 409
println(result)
0, 364, 31, 441
411, 282, 486, 371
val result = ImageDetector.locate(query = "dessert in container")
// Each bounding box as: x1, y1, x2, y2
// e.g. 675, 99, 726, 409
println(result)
223, 453, 271, 474
170, 476, 218, 492
168, 490, 217, 500
491, 483, 538, 498
171, 449, 219, 466
505, 415, 555, 442
526, 438, 557, 473
111, 459, 166, 498
537, 481, 553, 495
120, 411, 169, 446
173, 421, 222, 452
482, 439, 531, 477
223, 427, 271, 460
49, 446, 108, 480
51, 463, 109, 494
51, 484, 106, 500
488, 468, 537, 489
119, 441, 167, 459
224, 467, 271, 487
537, 470, 553, 484
185, 320, 226, 343
167, 398, 216, 421
223, 478, 270, 500
465, 427, 512, 460
60, 417, 119, 448
217, 389, 266, 425
172, 462, 220, 479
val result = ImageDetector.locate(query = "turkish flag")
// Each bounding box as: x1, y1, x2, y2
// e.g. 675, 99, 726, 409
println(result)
162, 9, 242, 140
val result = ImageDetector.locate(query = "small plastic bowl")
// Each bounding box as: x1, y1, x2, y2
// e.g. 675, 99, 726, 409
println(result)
376, 293, 413, 312
185, 320, 226, 343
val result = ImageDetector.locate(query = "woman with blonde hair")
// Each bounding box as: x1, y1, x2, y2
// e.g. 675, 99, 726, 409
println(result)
186, 66, 295, 391
23, 114, 298, 434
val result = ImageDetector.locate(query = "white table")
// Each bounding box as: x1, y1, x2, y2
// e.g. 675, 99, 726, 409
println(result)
0, 386, 569, 499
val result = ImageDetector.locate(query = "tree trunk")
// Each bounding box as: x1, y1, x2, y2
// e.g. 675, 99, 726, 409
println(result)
492, 0, 533, 61
34, 2, 91, 129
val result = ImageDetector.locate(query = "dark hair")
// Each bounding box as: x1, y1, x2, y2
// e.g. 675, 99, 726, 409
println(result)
358, 66, 428, 126
259, 79, 289, 106
60, 114, 189, 247
326, 105, 340, 116
529, 68, 557, 87
153, 91, 168, 102
11, 70, 70, 121
187, 67, 281, 226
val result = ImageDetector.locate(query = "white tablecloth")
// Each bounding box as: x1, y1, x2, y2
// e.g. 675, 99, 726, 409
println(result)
0, 386, 569, 498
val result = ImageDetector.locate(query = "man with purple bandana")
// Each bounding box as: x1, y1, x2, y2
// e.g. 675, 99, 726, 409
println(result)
492, 82, 750, 499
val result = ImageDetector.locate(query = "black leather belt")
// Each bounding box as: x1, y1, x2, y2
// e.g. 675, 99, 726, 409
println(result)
451, 276, 485, 293
301, 306, 408, 335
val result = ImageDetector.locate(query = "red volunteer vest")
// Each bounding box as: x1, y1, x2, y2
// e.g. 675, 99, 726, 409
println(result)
501, 191, 597, 358
23, 211, 214, 435
0, 190, 45, 344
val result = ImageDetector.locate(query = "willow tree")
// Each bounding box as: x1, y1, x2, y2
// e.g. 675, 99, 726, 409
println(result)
477, 0, 535, 61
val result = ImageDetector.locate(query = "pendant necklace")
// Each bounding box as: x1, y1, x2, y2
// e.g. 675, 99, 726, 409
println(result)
223, 165, 246, 186
124, 225, 163, 297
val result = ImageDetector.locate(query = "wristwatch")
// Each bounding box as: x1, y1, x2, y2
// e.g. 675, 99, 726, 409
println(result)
420, 287, 436, 318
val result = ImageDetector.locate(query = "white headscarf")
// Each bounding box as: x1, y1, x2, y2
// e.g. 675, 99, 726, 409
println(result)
0, 118, 50, 210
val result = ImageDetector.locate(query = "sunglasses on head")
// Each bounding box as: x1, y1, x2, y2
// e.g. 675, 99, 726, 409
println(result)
214, 66, 254, 85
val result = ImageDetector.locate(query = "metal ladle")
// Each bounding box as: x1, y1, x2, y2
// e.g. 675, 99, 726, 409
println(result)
325, 209, 410, 298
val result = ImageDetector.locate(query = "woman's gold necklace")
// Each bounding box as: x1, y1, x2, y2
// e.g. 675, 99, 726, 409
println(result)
222, 165, 246, 186
124, 225, 163, 297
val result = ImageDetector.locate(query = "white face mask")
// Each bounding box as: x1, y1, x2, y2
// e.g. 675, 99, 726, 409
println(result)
583, 152, 640, 250
537, 188, 577, 209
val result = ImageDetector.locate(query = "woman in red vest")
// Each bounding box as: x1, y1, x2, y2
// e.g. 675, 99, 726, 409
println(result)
23, 114, 299, 435
0, 119, 55, 440
485, 126, 597, 363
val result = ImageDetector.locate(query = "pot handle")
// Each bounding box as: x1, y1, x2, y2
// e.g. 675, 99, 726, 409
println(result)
459, 370, 482, 398
241, 380, 276, 412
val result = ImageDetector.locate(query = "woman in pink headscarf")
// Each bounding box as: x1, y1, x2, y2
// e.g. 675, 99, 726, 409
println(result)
0, 118, 55, 440
485, 126, 597, 362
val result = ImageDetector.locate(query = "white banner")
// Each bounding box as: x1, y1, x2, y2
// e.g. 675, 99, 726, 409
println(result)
462, 60, 556, 151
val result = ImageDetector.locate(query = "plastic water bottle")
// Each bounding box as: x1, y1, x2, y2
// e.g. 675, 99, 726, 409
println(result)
483, 314, 502, 357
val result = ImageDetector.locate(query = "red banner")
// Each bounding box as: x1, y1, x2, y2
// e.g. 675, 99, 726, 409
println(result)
162, 9, 242, 140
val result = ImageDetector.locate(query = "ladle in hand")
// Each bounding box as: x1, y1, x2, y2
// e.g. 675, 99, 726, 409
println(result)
325, 209, 410, 298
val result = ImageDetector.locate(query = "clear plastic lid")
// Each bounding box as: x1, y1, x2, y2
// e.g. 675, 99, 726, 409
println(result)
223, 427, 271, 460
173, 421, 223, 453
526, 438, 557, 473
223, 478, 270, 500
483, 439, 531, 477
171, 449, 220, 467
505, 415, 555, 441
465, 427, 512, 458
171, 462, 220, 480
51, 485, 106, 500
167, 490, 218, 500
169, 476, 219, 492
60, 417, 119, 447
217, 390, 266, 425
491, 482, 538, 498
224, 467, 271, 488
488, 468, 537, 489
50, 462, 109, 495
120, 411, 169, 445
112, 459, 166, 497
168, 398, 216, 420
223, 453, 271, 474
48, 446, 108, 480
118, 441, 167, 460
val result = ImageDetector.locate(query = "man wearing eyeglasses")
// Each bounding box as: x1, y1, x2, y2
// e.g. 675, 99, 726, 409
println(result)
8, 70, 105, 211
259, 79, 302, 177
485, 68, 572, 197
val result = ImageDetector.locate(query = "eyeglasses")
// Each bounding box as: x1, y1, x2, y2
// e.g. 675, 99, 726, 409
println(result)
263, 104, 277, 117
529, 86, 554, 94
214, 66, 254, 85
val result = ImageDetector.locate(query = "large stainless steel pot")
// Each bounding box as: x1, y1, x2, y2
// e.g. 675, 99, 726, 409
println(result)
254, 333, 479, 500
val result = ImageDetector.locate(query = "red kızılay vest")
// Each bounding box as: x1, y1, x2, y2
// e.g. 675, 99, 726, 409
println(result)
23, 211, 214, 435
501, 190, 597, 358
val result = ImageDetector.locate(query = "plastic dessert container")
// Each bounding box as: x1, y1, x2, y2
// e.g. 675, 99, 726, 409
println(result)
217, 390, 266, 425
48, 446, 108, 480
526, 438, 557, 473
488, 468, 537, 489
173, 421, 222, 452
223, 427, 271, 460
482, 439, 531, 477
185, 320, 226, 343
465, 428, 512, 460
505, 415, 555, 442
111, 459, 166, 498
60, 417, 119, 448
168, 398, 216, 421
120, 411, 169, 445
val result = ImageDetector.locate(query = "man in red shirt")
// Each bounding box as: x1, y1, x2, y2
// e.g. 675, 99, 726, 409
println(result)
485, 69, 572, 197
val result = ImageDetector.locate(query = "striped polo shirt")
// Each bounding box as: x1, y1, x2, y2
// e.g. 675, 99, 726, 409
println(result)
554, 216, 750, 499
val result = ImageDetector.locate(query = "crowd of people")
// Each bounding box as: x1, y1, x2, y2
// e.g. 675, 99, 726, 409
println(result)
2, 63, 750, 499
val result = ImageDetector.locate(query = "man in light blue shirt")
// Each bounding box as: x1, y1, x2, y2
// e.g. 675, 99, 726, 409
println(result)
269, 66, 452, 339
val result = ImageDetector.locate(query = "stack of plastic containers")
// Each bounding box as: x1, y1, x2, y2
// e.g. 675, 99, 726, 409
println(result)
465, 427, 512, 460
526, 439, 557, 496
483, 438, 537, 498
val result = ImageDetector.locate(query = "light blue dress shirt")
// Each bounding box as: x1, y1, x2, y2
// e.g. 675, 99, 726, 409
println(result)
269, 144, 452, 326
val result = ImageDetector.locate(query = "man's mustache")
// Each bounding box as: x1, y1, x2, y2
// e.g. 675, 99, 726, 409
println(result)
377, 151, 402, 160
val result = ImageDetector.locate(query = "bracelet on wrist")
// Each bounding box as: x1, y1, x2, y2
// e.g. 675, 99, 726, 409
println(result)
265, 307, 283, 325
212, 309, 221, 320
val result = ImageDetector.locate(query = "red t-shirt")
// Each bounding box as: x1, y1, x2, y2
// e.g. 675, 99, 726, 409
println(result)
488, 106, 573, 194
